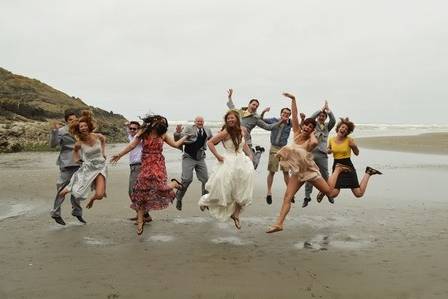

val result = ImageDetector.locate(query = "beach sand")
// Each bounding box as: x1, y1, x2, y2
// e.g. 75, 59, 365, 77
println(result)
358, 132, 448, 155
1, 138, 448, 298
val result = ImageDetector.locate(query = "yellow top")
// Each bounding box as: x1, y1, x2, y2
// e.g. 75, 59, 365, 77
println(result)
329, 137, 352, 159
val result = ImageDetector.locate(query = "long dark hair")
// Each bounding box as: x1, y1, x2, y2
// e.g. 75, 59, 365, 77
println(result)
140, 114, 168, 138
222, 110, 242, 152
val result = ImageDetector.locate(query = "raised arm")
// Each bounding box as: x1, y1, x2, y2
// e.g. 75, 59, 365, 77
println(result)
327, 110, 336, 131
207, 130, 228, 162
173, 124, 184, 141
49, 122, 62, 148
164, 133, 188, 149
226, 88, 236, 109
260, 107, 270, 119
283, 92, 301, 133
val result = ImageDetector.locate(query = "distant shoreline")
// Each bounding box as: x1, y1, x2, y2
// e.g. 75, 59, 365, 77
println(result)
357, 132, 448, 155
2, 132, 448, 155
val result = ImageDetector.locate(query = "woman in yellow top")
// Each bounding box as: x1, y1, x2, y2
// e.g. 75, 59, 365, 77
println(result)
318, 118, 382, 200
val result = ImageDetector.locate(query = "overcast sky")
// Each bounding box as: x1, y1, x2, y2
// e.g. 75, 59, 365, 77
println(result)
1, 0, 447, 124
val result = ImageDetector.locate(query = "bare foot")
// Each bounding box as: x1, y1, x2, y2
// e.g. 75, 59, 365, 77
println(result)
266, 225, 283, 233
170, 179, 184, 191
86, 199, 95, 209
230, 215, 241, 230
137, 221, 144, 235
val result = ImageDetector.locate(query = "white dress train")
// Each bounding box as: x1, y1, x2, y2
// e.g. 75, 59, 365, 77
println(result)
198, 138, 255, 221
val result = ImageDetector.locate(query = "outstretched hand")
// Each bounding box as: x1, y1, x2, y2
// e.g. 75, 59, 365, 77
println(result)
110, 154, 121, 165
175, 124, 183, 133
283, 92, 295, 100
227, 89, 233, 98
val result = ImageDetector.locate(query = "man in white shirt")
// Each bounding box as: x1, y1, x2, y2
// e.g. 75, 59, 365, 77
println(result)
126, 121, 151, 222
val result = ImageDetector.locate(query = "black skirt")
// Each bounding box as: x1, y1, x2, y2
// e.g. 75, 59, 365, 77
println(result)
332, 158, 360, 189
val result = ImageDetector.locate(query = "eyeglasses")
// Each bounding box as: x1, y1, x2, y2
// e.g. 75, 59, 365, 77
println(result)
129, 127, 138, 131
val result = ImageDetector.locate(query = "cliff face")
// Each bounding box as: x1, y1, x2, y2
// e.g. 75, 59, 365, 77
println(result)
0, 67, 127, 153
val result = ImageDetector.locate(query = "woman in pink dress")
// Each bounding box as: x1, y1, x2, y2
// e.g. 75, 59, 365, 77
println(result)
111, 115, 187, 235
267, 93, 351, 233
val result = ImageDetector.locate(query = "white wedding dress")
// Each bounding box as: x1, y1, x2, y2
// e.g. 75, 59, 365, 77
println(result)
198, 137, 255, 221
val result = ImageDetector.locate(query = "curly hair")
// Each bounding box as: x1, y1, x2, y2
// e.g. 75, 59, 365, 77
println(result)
140, 114, 168, 138
336, 117, 355, 136
222, 110, 243, 153
69, 110, 97, 140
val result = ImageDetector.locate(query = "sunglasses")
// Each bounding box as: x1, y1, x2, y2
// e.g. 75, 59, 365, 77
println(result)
129, 127, 138, 131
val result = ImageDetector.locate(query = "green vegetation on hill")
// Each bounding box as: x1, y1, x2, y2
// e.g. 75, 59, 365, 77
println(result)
0, 67, 128, 153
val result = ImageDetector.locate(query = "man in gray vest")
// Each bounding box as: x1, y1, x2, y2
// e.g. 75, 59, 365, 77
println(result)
303, 101, 336, 207
226, 88, 281, 169
174, 116, 213, 211
49, 109, 85, 225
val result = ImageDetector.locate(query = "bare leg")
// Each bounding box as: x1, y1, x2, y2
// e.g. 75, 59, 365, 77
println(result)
136, 209, 145, 235
315, 164, 351, 201
267, 171, 275, 196
351, 173, 371, 198
311, 177, 340, 198
59, 187, 70, 197
231, 204, 242, 229
86, 174, 106, 209
267, 176, 303, 233
168, 179, 184, 191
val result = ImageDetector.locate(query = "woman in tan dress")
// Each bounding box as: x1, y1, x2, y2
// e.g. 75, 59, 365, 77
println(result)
267, 93, 350, 233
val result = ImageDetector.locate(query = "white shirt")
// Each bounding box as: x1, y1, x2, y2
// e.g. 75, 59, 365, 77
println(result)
128, 134, 143, 165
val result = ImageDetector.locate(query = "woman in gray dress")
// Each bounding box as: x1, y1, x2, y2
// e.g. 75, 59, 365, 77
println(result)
59, 110, 107, 209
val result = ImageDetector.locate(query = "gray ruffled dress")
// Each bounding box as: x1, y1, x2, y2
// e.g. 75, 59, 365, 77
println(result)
66, 138, 107, 199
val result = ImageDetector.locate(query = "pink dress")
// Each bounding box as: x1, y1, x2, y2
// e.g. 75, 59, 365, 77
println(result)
131, 136, 175, 211
276, 132, 321, 182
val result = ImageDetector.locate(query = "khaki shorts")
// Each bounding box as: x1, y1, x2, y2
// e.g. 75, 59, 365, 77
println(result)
268, 145, 288, 173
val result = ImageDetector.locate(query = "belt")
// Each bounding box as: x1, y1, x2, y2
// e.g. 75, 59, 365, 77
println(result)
129, 162, 141, 167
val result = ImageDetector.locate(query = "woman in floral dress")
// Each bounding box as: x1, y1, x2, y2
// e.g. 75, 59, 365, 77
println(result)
111, 115, 187, 235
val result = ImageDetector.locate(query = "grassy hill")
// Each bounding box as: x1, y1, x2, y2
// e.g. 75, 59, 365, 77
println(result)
0, 67, 127, 153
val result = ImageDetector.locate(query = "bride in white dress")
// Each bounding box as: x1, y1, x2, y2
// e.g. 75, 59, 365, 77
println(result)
198, 110, 255, 229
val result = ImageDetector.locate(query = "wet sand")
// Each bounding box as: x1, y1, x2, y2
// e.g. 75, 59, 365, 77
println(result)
1, 142, 448, 298
358, 132, 448, 155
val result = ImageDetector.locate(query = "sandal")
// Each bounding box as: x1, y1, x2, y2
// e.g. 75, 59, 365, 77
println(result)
230, 215, 241, 230
266, 225, 283, 234
134, 216, 153, 225
316, 192, 325, 203
365, 166, 383, 176
137, 221, 145, 235
170, 179, 185, 191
